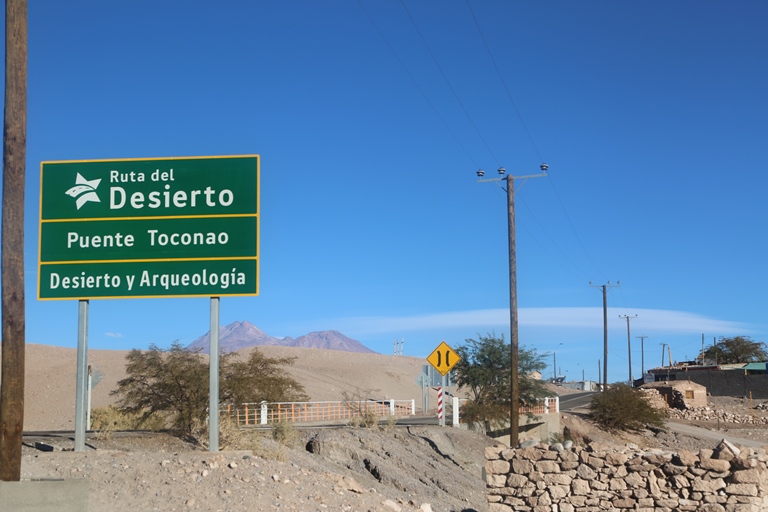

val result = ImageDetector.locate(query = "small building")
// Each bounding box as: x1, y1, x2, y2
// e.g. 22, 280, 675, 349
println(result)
743, 362, 768, 375
560, 380, 599, 392
639, 380, 707, 409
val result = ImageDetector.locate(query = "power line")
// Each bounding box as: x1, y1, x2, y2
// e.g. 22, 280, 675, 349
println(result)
517, 196, 593, 279
543, 174, 606, 279
355, 0, 482, 169
398, 0, 501, 166
464, 0, 543, 162
364, 1, 613, 294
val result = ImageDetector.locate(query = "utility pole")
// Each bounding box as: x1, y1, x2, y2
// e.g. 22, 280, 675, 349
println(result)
636, 335, 649, 376
620, 314, 637, 385
552, 342, 562, 382
598, 360, 601, 390
477, 164, 547, 447
661, 343, 668, 367
590, 281, 619, 390
0, 0, 28, 482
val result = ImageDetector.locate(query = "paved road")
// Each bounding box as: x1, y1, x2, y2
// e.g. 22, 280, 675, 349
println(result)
556, 392, 767, 448
665, 420, 767, 448
558, 392, 595, 411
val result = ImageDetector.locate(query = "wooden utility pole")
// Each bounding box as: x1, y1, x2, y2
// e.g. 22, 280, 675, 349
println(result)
601, 285, 608, 389
0, 0, 28, 482
505, 173, 519, 448
477, 165, 547, 447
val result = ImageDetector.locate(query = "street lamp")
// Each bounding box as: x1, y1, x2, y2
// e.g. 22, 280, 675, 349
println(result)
590, 281, 620, 390
553, 342, 563, 382
620, 314, 637, 385
477, 163, 548, 447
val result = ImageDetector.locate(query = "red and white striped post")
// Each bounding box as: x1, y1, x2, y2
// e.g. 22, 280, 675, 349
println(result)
437, 386, 444, 426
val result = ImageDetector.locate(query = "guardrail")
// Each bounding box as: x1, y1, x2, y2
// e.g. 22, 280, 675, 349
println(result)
221, 399, 416, 426
519, 396, 560, 415
221, 396, 558, 427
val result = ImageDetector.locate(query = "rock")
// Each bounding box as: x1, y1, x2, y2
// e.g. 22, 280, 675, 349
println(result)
486, 460, 510, 474
699, 457, 731, 472
674, 449, 699, 467
382, 498, 401, 511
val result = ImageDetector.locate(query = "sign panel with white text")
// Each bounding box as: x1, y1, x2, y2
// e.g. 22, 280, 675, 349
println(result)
38, 155, 259, 299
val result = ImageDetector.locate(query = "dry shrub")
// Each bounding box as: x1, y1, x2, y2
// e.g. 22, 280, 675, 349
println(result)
216, 420, 297, 461
589, 383, 667, 432
271, 420, 298, 446
382, 413, 399, 431
341, 388, 386, 428
347, 408, 380, 428
90, 405, 166, 436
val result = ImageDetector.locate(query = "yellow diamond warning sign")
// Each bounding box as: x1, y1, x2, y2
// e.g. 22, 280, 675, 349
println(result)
427, 341, 461, 376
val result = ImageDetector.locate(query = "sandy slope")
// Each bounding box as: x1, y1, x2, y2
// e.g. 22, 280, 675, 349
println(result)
6, 344, 447, 431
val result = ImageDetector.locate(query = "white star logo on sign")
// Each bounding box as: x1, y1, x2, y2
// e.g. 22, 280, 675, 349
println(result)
65, 173, 102, 209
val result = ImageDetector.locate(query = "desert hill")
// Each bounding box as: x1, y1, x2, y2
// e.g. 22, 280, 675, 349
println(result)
16, 343, 432, 431
184, 320, 375, 354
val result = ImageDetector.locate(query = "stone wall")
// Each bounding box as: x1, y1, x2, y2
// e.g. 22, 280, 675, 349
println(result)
485, 439, 768, 511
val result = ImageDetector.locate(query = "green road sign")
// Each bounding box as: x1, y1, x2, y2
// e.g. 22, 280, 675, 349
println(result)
38, 155, 259, 300
39, 259, 258, 299
40, 216, 257, 262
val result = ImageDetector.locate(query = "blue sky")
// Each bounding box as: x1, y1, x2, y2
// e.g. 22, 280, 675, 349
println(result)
5, 1, 767, 385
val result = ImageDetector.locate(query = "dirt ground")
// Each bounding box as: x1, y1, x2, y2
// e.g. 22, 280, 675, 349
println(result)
559, 394, 768, 453
20, 425, 494, 512
11, 345, 768, 512
19, 394, 768, 512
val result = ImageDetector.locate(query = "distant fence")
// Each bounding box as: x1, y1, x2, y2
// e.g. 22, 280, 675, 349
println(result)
452, 396, 559, 416
221, 399, 416, 426
221, 396, 558, 427
519, 396, 560, 415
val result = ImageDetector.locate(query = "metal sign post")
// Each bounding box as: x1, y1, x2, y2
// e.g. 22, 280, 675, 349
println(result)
37, 155, 260, 453
74, 300, 89, 451
209, 297, 220, 452
426, 341, 461, 426
440, 373, 447, 427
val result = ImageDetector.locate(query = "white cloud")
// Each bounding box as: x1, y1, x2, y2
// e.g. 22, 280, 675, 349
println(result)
105, 332, 124, 338
336, 307, 753, 336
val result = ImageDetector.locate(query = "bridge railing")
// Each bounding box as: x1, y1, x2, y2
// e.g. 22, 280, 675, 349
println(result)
519, 396, 560, 415
221, 399, 416, 426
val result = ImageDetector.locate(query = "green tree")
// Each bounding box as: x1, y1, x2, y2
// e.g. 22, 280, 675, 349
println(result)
589, 383, 666, 432
453, 333, 549, 433
112, 342, 307, 434
701, 336, 767, 364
